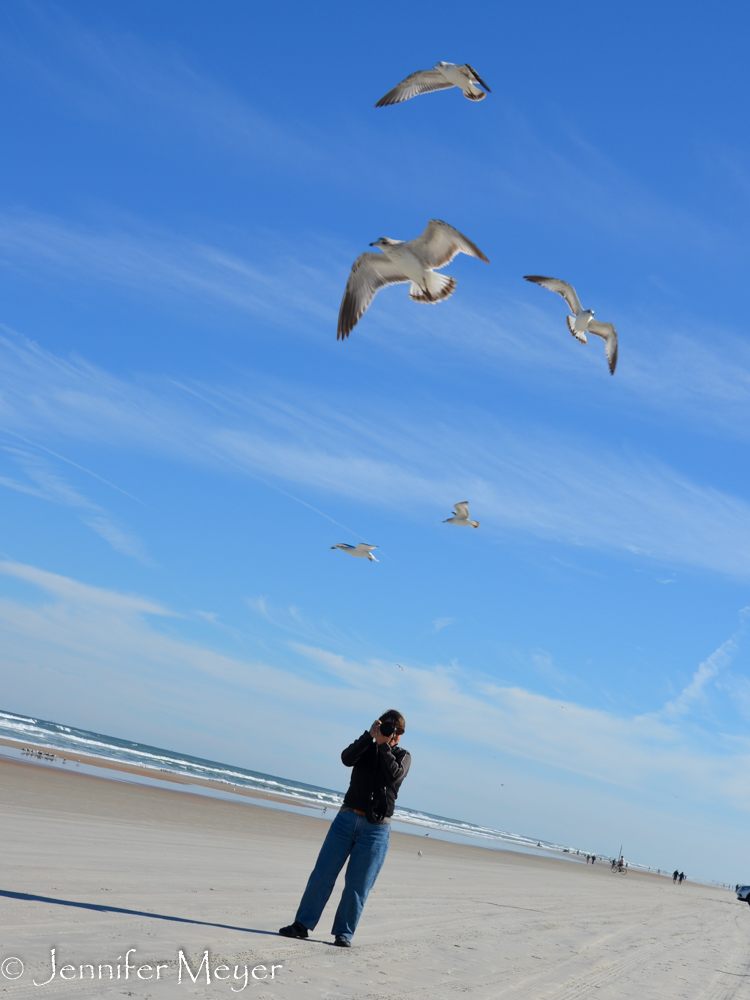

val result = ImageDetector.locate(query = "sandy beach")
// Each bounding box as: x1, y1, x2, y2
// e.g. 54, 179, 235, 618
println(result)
2, 757, 747, 1000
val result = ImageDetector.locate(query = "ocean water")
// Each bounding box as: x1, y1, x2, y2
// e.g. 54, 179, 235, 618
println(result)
0, 708, 680, 879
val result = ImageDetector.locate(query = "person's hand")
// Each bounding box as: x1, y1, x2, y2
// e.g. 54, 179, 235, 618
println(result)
370, 719, 398, 745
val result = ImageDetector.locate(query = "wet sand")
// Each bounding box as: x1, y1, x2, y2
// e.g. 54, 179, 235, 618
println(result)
2, 756, 746, 999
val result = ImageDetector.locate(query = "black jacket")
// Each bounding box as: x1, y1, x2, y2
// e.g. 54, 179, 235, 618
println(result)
341, 731, 411, 821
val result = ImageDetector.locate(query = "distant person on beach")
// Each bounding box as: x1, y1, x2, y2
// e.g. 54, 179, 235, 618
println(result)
591, 855, 596, 864
279, 711, 410, 948
673, 870, 679, 883
679, 872, 685, 884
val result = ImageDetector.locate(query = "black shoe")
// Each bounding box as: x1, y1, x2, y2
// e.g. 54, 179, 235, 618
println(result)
333, 935, 351, 948
279, 920, 308, 939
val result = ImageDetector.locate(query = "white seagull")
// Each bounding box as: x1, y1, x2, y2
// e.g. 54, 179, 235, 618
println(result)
375, 62, 491, 106
523, 275, 618, 375
337, 219, 489, 340
331, 543, 379, 562
443, 502, 479, 528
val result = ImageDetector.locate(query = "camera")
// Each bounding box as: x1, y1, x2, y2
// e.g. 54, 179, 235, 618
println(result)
378, 719, 399, 737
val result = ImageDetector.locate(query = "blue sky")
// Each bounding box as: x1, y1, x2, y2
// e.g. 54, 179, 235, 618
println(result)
2, 0, 750, 881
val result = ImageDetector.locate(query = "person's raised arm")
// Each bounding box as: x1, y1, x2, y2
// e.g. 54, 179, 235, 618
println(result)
376, 743, 410, 781
341, 721, 379, 766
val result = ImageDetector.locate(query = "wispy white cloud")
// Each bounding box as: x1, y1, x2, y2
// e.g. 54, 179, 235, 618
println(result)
3, 559, 750, 876
3, 560, 749, 801
663, 608, 750, 718
2, 330, 750, 578
0, 560, 171, 615
5, 431, 146, 504
432, 617, 457, 632
0, 440, 150, 562
290, 629, 750, 813
0, 213, 338, 332
2, 207, 750, 448
0, 5, 316, 168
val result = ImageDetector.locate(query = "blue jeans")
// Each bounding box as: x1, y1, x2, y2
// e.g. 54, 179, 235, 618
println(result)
295, 809, 390, 941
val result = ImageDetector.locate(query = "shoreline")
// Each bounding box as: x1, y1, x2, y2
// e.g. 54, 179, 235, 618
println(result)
0, 733, 325, 812
0, 733, 686, 881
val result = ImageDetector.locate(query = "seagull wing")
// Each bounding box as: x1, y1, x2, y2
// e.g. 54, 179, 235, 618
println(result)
524, 276, 583, 315
337, 253, 410, 340
412, 220, 489, 269
587, 320, 618, 374
464, 64, 491, 93
453, 501, 470, 518
375, 69, 454, 106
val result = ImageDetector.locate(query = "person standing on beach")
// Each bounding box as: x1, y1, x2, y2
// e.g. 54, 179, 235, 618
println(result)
673, 869, 679, 883
279, 711, 410, 948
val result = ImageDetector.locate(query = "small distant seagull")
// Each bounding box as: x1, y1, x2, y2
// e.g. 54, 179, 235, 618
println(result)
396, 663, 404, 671
443, 502, 479, 528
331, 543, 379, 562
375, 62, 491, 106
338, 220, 489, 340
523, 276, 618, 375
418, 850, 423, 856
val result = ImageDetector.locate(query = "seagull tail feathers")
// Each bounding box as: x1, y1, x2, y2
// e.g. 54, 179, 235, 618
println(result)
463, 85, 486, 101
566, 315, 587, 344
409, 273, 456, 304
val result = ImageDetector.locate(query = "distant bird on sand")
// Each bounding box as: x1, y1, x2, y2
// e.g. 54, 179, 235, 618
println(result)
338, 220, 489, 340
375, 62, 491, 106
523, 275, 618, 375
331, 543, 379, 562
443, 502, 479, 528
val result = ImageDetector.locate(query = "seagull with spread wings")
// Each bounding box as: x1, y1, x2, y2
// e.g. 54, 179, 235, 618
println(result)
375, 62, 491, 106
337, 220, 489, 340
443, 502, 480, 528
523, 276, 619, 375
331, 543, 379, 562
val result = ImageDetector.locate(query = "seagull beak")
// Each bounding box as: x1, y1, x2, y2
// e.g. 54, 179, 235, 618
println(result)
369, 242, 377, 247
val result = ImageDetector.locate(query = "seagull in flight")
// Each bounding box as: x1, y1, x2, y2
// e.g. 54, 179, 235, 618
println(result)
396, 663, 404, 671
338, 220, 489, 340
443, 502, 479, 528
375, 62, 491, 106
331, 543, 379, 562
523, 276, 618, 375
